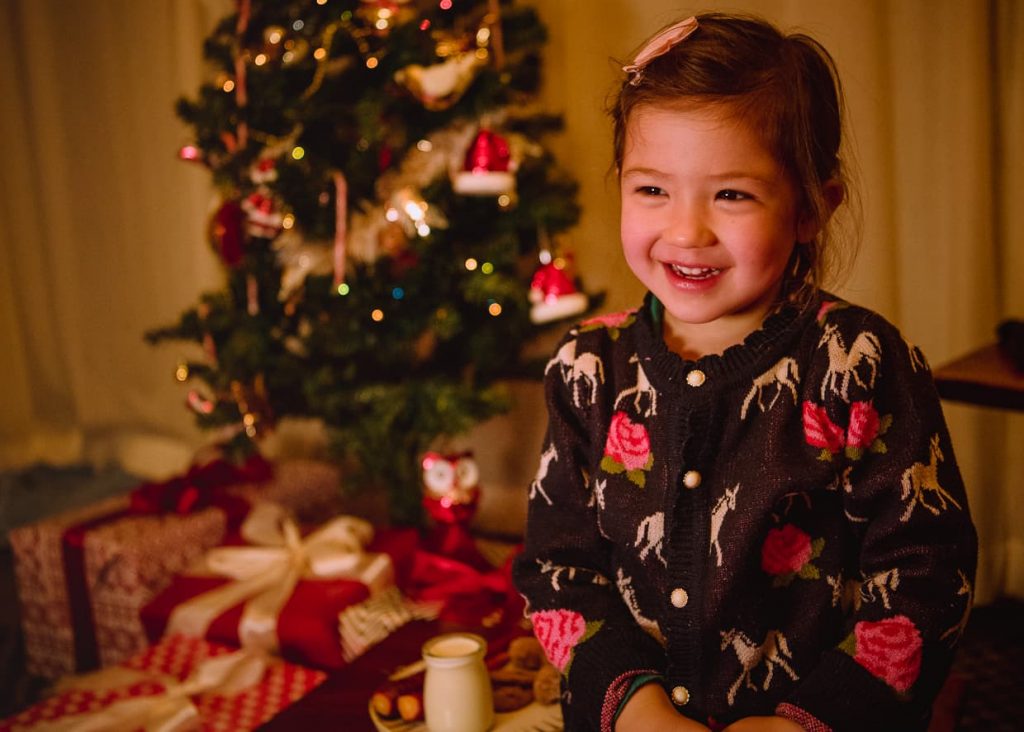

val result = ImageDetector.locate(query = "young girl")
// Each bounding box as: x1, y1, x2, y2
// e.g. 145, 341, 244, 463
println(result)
512, 14, 977, 732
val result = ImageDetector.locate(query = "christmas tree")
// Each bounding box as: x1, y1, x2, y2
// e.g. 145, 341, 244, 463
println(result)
147, 0, 589, 524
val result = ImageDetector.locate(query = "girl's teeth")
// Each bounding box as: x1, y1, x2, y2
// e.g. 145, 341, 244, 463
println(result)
670, 264, 720, 278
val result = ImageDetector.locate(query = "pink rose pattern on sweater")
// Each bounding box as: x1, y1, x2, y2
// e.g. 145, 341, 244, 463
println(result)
803, 398, 892, 462
846, 401, 880, 448
802, 401, 846, 456
762, 525, 813, 575
601, 411, 654, 486
847, 615, 923, 693
514, 296, 977, 730
532, 608, 587, 672
761, 525, 824, 587
580, 310, 636, 330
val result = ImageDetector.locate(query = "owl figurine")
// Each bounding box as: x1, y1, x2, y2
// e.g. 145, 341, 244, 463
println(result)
421, 451, 489, 568
421, 451, 480, 522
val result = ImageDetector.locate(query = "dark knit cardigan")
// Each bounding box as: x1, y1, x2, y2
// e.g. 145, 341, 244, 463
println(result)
511, 292, 977, 732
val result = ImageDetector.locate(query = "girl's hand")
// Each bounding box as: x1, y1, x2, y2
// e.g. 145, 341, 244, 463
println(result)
721, 716, 804, 731
614, 683, 711, 731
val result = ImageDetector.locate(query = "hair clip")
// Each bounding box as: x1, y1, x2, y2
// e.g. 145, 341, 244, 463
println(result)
622, 16, 699, 85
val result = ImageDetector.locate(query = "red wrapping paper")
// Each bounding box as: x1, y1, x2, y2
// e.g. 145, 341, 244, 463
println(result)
140, 528, 419, 670
0, 634, 327, 732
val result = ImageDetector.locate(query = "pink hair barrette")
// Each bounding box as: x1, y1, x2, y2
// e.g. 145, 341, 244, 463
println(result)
623, 16, 699, 85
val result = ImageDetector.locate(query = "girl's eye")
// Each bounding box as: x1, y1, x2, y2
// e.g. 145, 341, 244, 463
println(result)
716, 189, 751, 201
635, 186, 665, 197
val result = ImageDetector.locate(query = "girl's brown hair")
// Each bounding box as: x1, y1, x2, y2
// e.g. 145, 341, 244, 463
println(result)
611, 13, 855, 303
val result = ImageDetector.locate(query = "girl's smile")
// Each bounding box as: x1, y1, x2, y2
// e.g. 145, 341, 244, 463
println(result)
620, 104, 817, 358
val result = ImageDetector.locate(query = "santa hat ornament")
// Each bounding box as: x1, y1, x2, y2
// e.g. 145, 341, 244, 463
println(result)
249, 157, 278, 185
452, 129, 516, 196
529, 255, 588, 323
242, 156, 284, 239
241, 191, 284, 239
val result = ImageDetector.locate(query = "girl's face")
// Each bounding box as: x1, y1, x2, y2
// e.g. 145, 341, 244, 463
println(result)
620, 104, 815, 356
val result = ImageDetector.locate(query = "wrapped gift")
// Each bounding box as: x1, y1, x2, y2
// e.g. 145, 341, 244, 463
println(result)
9, 458, 342, 679
0, 634, 326, 731
10, 495, 228, 680
140, 503, 423, 670
229, 458, 342, 523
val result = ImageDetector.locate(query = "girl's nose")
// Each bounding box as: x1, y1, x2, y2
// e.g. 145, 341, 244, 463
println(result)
663, 208, 713, 248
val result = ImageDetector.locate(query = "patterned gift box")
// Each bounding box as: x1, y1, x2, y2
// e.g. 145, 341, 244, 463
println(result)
140, 511, 424, 670
10, 496, 227, 680
0, 634, 327, 731
9, 459, 342, 679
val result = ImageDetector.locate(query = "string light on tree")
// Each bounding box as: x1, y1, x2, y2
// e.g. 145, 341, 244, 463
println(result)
178, 145, 202, 162
187, 389, 215, 415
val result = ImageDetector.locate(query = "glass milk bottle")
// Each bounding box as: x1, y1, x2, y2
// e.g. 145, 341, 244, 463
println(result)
422, 633, 494, 732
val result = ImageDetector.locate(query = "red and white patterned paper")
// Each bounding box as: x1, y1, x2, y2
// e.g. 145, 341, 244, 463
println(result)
0, 635, 327, 732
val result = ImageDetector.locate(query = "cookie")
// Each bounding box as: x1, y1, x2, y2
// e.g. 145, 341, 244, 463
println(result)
532, 663, 561, 705
490, 663, 535, 686
493, 683, 534, 712
508, 636, 545, 670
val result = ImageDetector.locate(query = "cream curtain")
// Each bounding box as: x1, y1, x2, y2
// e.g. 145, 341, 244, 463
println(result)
0, 0, 230, 475
0, 0, 1020, 601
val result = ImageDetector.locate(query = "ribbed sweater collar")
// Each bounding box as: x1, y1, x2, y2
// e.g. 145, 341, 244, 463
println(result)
630, 291, 821, 392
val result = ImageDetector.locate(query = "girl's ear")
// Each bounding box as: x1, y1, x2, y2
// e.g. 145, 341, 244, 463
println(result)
823, 178, 845, 214
797, 179, 845, 243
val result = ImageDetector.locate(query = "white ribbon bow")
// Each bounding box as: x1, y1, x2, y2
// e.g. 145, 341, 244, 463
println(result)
42, 648, 267, 732
165, 502, 393, 653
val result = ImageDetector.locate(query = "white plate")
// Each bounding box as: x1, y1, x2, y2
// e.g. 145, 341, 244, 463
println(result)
369, 700, 562, 732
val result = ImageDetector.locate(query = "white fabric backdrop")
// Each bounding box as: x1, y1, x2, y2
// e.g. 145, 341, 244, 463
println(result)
0, 0, 1020, 602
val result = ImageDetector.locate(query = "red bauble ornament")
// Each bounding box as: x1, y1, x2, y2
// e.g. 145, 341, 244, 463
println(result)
378, 143, 394, 172
211, 200, 246, 267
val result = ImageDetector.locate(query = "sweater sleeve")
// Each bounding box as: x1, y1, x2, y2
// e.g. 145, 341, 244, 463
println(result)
512, 333, 666, 731
782, 315, 978, 730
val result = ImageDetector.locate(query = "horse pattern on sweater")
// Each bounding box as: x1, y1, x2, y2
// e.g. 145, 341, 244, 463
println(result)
513, 294, 977, 732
